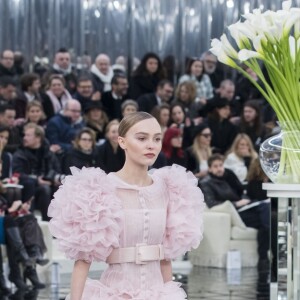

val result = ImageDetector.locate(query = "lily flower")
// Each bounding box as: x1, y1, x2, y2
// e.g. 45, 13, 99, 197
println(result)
238, 49, 264, 61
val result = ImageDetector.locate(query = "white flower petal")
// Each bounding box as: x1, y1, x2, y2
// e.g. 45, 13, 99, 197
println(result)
289, 36, 296, 63
282, 0, 292, 11
220, 34, 238, 58
238, 49, 262, 61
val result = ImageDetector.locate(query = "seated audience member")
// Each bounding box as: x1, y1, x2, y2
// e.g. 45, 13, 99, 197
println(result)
169, 103, 194, 148
201, 51, 224, 89
41, 74, 72, 120
42, 48, 78, 94
173, 81, 205, 120
185, 124, 212, 179
15, 73, 42, 119
137, 80, 173, 114
215, 79, 242, 121
162, 127, 185, 166
0, 50, 17, 80
224, 133, 258, 183
199, 154, 270, 269
130, 52, 166, 99
206, 97, 238, 154
83, 101, 108, 143
239, 100, 269, 151
246, 157, 269, 201
121, 100, 138, 118
90, 53, 114, 93
13, 123, 62, 221
179, 57, 213, 101
0, 76, 17, 106
62, 128, 101, 174
0, 185, 46, 290
46, 99, 84, 153
18, 101, 47, 136
101, 73, 129, 120
235, 66, 264, 105
0, 105, 22, 153
151, 103, 170, 137
97, 120, 125, 173
72, 75, 101, 111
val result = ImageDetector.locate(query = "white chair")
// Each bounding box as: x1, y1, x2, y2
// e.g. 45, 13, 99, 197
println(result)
189, 210, 259, 268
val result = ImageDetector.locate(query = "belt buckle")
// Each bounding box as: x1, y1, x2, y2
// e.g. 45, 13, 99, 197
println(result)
135, 243, 147, 265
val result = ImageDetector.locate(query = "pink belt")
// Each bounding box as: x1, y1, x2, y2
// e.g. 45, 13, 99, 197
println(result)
106, 243, 164, 265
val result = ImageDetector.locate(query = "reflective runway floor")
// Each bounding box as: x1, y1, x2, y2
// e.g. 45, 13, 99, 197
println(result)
0, 264, 270, 300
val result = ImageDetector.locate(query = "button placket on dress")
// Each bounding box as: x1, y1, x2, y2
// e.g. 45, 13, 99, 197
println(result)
138, 189, 150, 291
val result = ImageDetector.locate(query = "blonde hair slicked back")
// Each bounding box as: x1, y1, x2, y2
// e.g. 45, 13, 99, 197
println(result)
118, 112, 154, 137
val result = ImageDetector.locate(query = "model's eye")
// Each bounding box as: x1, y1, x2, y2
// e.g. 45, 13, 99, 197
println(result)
138, 137, 145, 141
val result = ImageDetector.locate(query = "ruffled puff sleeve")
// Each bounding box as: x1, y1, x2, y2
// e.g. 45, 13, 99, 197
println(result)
154, 164, 205, 260
48, 167, 123, 263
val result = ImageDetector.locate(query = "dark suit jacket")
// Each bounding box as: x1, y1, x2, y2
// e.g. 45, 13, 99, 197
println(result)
137, 93, 158, 113
101, 91, 127, 120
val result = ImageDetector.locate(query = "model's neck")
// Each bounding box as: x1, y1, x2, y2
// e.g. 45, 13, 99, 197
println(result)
117, 162, 150, 187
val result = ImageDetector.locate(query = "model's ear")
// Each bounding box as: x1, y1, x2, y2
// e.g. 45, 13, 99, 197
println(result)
118, 136, 126, 150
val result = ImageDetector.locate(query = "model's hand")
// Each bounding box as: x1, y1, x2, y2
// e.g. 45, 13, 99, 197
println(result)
235, 199, 250, 207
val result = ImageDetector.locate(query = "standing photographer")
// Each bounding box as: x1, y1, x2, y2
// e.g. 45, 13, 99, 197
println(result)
12, 123, 62, 221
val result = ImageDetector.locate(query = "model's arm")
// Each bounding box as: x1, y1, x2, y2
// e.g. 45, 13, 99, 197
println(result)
70, 260, 91, 300
160, 259, 173, 282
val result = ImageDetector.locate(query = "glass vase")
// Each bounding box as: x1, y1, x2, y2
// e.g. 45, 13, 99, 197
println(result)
259, 122, 300, 184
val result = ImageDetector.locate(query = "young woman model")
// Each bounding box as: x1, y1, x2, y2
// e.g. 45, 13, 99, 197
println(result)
48, 111, 204, 300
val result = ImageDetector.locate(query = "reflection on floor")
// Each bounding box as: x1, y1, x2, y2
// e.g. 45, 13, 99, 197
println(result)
0, 264, 270, 300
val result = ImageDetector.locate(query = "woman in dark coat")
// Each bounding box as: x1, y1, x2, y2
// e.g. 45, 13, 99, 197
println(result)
63, 128, 101, 175
97, 120, 125, 173
130, 52, 166, 99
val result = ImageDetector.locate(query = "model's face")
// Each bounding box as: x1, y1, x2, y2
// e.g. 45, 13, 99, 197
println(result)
171, 106, 184, 124
50, 79, 65, 97
197, 128, 212, 147
190, 60, 203, 77
209, 159, 225, 177
146, 58, 159, 74
118, 118, 162, 167
78, 132, 93, 151
27, 106, 42, 123
160, 108, 170, 126
122, 105, 137, 117
243, 106, 256, 122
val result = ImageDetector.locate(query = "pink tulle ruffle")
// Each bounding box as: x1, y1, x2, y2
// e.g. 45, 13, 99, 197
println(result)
48, 167, 123, 262
152, 164, 205, 259
65, 278, 187, 300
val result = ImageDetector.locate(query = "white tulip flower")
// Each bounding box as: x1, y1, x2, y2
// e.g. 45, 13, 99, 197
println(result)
238, 49, 263, 61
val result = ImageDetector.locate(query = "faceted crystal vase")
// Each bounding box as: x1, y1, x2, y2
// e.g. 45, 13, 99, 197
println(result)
259, 124, 300, 184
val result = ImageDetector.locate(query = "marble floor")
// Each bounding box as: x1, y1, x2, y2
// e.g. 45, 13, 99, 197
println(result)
0, 264, 270, 300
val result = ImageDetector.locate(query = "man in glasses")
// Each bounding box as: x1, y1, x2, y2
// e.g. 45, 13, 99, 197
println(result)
0, 50, 17, 80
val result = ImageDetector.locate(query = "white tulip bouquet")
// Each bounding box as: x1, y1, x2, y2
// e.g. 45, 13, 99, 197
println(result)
210, 0, 300, 183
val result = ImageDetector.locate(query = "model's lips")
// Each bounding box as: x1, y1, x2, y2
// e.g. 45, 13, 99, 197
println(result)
144, 153, 155, 158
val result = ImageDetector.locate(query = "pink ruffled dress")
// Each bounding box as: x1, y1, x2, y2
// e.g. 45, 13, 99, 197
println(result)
48, 164, 204, 299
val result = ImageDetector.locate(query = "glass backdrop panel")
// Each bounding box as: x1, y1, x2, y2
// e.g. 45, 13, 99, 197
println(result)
0, 0, 299, 70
